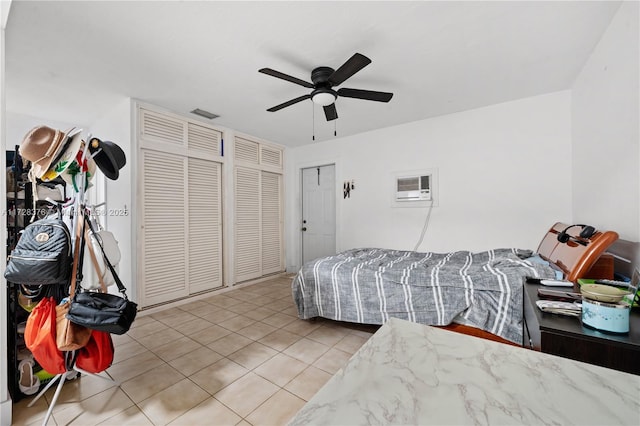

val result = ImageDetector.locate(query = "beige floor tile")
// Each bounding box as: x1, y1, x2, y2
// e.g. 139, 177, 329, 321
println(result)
198, 308, 239, 324
214, 372, 279, 418
153, 336, 203, 362
189, 324, 232, 345
42, 371, 118, 411
153, 309, 200, 327
111, 332, 135, 347
246, 389, 306, 426
108, 351, 164, 383
168, 397, 242, 426
129, 314, 160, 329
236, 420, 252, 426
236, 322, 277, 341
312, 347, 352, 374
226, 302, 259, 315
280, 306, 299, 316
149, 307, 186, 322
248, 284, 282, 296
120, 362, 184, 403
334, 333, 369, 354
260, 312, 297, 328
112, 339, 149, 365
253, 353, 308, 387
188, 303, 218, 318
258, 329, 302, 352
137, 378, 209, 426
218, 315, 257, 332
189, 358, 249, 395
243, 307, 277, 321
227, 291, 262, 302
203, 294, 243, 308
98, 404, 154, 425
282, 319, 322, 336
284, 366, 333, 402
11, 391, 50, 426
251, 295, 279, 305
169, 345, 224, 376
349, 327, 378, 338
263, 299, 295, 312
170, 317, 215, 335
283, 338, 330, 364
135, 328, 184, 350
51, 386, 134, 426
207, 333, 253, 356
305, 325, 350, 347
126, 319, 168, 340
227, 342, 277, 370
182, 299, 212, 312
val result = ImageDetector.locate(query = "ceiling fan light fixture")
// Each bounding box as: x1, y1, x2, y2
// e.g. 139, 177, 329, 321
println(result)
311, 89, 337, 106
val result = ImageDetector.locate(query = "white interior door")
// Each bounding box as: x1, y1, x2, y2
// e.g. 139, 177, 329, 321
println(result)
141, 150, 188, 306
188, 158, 222, 294
302, 165, 336, 264
234, 167, 261, 282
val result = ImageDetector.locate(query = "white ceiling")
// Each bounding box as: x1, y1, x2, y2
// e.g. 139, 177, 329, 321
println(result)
5, 1, 621, 148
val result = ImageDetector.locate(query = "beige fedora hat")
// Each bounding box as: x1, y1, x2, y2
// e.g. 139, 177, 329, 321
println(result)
18, 126, 72, 178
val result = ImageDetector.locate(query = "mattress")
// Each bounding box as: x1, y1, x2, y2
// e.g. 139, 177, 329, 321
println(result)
292, 247, 557, 344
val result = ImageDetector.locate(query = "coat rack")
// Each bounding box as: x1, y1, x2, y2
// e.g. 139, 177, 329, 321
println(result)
25, 137, 119, 426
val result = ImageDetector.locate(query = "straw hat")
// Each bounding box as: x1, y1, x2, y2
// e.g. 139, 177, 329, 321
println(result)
39, 128, 83, 182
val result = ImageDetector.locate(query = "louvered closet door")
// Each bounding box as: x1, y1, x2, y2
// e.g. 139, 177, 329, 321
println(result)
188, 158, 222, 294
141, 150, 188, 306
235, 167, 261, 282
261, 172, 283, 274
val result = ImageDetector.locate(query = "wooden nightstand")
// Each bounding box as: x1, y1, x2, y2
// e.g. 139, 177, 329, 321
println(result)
523, 281, 640, 375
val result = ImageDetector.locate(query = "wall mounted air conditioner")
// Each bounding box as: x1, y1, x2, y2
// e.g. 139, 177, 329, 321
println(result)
396, 175, 431, 201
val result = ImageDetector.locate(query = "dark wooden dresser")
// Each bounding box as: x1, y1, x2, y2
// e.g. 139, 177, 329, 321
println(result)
523, 281, 640, 375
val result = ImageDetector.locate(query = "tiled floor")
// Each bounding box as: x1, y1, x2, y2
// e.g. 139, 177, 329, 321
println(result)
12, 275, 378, 425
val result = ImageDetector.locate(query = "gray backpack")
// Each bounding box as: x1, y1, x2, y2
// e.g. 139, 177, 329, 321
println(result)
5, 217, 72, 285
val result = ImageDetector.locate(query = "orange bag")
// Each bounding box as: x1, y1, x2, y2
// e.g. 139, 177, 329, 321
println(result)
75, 330, 114, 373
25, 297, 66, 374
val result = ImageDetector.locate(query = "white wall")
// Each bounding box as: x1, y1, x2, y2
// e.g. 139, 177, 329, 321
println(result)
0, 2, 10, 423
4, 111, 79, 150
286, 91, 573, 271
87, 97, 134, 298
572, 1, 639, 242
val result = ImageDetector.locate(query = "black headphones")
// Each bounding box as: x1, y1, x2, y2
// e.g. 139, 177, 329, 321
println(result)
557, 224, 596, 245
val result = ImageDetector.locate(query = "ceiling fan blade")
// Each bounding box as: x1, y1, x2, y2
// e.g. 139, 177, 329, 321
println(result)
259, 68, 314, 88
323, 103, 338, 121
328, 53, 372, 86
337, 88, 393, 102
266, 94, 311, 112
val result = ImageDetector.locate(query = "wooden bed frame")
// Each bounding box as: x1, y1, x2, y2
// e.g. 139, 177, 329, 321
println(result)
439, 222, 619, 346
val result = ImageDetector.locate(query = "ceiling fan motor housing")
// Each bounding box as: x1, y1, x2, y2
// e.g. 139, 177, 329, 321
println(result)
311, 66, 335, 86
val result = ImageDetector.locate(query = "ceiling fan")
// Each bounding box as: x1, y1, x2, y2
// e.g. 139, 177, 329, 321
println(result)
259, 53, 393, 121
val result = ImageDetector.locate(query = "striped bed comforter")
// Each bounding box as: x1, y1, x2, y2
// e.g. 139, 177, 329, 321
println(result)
292, 248, 557, 344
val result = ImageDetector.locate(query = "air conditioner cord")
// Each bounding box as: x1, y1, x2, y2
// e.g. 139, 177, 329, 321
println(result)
413, 198, 434, 252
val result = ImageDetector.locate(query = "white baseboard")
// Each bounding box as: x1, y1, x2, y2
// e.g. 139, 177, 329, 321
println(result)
0, 397, 12, 426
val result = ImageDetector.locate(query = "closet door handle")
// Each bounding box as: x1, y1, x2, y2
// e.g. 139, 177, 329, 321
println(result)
301, 227, 307, 232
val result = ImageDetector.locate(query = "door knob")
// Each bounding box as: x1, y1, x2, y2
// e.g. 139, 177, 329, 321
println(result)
301, 227, 307, 231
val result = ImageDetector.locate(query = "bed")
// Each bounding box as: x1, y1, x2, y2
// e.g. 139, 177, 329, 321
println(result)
292, 222, 619, 345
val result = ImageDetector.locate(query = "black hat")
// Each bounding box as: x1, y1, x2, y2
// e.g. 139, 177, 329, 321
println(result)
89, 138, 126, 180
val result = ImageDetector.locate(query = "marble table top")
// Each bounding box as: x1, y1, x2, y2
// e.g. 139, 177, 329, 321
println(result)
289, 318, 640, 425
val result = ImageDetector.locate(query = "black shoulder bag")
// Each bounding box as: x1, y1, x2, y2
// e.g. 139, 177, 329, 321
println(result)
66, 215, 137, 335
